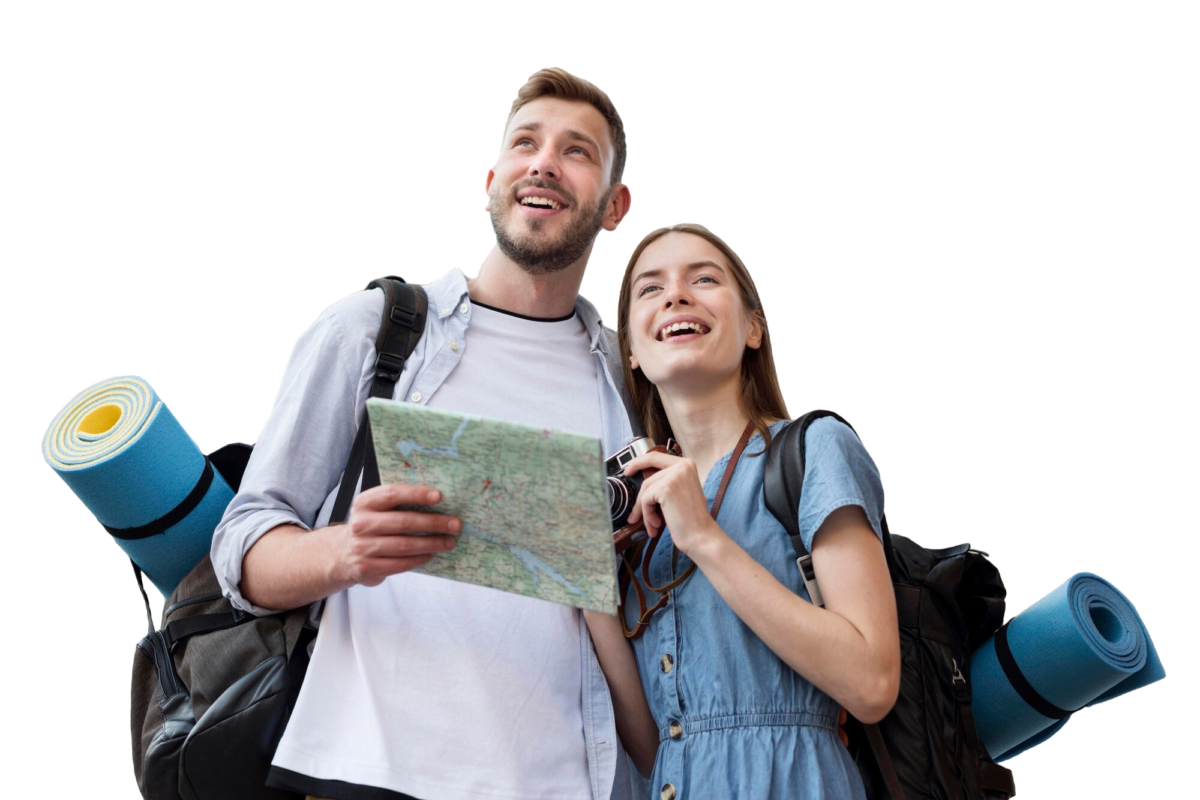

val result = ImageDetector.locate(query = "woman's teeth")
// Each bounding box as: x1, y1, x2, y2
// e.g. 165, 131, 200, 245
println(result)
658, 321, 709, 340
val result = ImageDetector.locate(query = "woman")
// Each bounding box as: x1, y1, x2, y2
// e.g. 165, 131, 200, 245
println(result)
590, 224, 900, 799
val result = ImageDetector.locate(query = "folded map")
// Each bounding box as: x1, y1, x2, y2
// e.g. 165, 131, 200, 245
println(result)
367, 398, 618, 614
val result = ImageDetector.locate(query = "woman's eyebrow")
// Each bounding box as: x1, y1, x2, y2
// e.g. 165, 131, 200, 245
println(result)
634, 261, 727, 284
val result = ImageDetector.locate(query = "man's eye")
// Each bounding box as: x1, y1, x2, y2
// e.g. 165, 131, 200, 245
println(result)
568, 146, 587, 156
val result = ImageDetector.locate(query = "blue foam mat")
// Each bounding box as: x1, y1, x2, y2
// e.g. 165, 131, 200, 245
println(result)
971, 572, 1164, 761
43, 376, 232, 597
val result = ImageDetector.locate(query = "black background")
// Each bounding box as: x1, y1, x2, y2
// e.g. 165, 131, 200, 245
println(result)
46, 62, 1161, 796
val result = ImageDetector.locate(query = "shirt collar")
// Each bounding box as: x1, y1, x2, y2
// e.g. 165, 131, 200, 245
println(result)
427, 268, 611, 351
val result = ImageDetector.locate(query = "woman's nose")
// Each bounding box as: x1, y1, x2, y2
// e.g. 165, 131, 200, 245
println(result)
662, 282, 692, 309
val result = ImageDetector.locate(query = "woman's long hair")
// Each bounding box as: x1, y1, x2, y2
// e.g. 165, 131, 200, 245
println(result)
617, 223, 789, 449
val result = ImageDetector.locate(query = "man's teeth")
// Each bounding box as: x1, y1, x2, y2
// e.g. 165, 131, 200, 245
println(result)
659, 321, 709, 339
520, 196, 562, 210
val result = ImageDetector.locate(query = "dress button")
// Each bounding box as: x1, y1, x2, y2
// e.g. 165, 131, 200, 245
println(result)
410, 392, 422, 403
459, 302, 469, 315
449, 339, 459, 351
660, 654, 673, 673
668, 721, 683, 739
660, 784, 676, 800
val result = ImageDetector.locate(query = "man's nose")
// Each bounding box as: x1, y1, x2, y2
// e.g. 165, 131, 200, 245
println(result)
529, 149, 561, 181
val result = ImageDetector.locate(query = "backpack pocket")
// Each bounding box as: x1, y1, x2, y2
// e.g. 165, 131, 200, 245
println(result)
177, 654, 299, 800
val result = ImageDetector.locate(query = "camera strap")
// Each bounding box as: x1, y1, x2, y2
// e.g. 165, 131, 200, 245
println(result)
620, 420, 756, 639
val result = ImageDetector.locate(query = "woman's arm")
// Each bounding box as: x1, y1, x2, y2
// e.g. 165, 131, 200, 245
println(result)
689, 505, 900, 723
582, 610, 660, 777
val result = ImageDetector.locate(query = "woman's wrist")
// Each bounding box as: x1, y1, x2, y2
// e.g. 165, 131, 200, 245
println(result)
689, 520, 734, 569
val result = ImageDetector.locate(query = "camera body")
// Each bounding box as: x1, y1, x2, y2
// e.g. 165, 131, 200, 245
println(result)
605, 436, 653, 531
606, 436, 681, 554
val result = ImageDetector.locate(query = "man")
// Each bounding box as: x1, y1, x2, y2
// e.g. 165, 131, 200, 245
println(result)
212, 68, 643, 800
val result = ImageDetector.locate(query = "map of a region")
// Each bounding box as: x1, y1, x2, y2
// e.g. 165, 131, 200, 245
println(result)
367, 398, 618, 614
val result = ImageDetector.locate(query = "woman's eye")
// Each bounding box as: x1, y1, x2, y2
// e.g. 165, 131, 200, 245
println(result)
516, 139, 534, 148
695, 274, 718, 284
637, 284, 660, 297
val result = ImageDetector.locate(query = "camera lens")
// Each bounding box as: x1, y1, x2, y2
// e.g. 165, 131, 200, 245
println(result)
607, 476, 631, 522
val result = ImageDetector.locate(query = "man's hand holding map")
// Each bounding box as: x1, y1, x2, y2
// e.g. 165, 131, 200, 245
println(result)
367, 398, 619, 614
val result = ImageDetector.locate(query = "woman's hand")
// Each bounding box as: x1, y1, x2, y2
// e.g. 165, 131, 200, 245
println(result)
622, 451, 726, 557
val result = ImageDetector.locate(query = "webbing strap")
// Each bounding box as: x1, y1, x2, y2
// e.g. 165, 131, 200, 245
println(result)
329, 278, 428, 525
994, 620, 1076, 720
107, 459, 214, 540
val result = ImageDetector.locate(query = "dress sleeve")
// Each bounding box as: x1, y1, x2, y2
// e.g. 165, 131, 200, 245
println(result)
795, 417, 886, 553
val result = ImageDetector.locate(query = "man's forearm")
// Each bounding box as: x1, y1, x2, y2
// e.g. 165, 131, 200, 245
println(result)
241, 523, 356, 611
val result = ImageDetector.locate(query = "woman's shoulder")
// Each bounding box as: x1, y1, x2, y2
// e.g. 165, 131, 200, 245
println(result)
768, 415, 867, 461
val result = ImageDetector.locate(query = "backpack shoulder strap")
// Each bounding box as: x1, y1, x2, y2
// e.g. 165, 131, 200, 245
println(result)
762, 410, 855, 560
329, 277, 428, 525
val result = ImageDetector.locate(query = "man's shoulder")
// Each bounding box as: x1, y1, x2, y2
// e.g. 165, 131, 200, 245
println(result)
324, 270, 468, 335
573, 293, 616, 344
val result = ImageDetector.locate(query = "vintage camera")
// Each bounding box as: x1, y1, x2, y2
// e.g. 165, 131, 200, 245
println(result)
605, 436, 654, 531
605, 436, 683, 554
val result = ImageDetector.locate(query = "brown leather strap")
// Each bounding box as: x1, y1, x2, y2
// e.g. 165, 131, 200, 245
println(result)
864, 722, 906, 799
622, 421, 756, 638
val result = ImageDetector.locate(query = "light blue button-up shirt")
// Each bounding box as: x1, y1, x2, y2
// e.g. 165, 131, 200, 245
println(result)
212, 268, 640, 799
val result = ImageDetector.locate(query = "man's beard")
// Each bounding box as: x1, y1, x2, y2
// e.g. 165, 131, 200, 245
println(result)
490, 181, 612, 276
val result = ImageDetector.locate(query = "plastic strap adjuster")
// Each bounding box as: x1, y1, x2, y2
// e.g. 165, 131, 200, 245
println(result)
375, 351, 405, 382
390, 305, 422, 329
796, 554, 825, 608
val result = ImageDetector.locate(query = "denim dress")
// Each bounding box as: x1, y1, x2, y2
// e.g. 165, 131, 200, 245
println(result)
625, 418, 886, 799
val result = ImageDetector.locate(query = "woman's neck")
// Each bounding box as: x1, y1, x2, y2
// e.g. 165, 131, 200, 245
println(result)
660, 373, 752, 483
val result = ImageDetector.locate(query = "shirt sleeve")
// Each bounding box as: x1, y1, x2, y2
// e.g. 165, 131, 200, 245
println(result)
795, 417, 886, 553
211, 290, 384, 615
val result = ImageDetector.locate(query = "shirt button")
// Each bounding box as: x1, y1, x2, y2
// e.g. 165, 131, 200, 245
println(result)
668, 721, 683, 740
459, 302, 469, 315
449, 339, 459, 351
660, 654, 673, 673
410, 392, 422, 403
661, 784, 677, 800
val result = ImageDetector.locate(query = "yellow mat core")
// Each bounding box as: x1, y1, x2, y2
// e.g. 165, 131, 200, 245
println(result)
79, 404, 122, 436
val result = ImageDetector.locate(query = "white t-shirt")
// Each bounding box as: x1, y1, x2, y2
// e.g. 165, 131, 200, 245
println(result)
272, 303, 604, 800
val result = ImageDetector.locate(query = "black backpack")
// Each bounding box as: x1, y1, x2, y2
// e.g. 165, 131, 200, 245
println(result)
763, 410, 1016, 800
130, 277, 428, 799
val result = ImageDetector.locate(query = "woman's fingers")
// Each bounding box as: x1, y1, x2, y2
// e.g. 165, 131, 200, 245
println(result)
622, 450, 680, 476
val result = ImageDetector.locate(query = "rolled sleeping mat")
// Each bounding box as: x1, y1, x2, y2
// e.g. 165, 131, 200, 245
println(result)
970, 572, 1165, 762
43, 376, 234, 598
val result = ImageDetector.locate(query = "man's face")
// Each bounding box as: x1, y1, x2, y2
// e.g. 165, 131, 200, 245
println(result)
487, 97, 621, 275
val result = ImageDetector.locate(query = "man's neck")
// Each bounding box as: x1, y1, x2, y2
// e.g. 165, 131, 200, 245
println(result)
468, 244, 590, 319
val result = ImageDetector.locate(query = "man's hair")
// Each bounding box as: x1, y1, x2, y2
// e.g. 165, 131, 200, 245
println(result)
617, 224, 790, 449
508, 67, 627, 186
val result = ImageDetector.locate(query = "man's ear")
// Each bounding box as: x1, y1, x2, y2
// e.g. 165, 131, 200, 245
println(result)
485, 170, 495, 211
602, 184, 632, 232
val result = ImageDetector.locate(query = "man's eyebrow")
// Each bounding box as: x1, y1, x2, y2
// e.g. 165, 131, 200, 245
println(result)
509, 122, 601, 153
633, 261, 727, 284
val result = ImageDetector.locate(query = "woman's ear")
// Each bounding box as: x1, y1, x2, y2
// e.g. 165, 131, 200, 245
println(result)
629, 353, 640, 370
745, 312, 764, 350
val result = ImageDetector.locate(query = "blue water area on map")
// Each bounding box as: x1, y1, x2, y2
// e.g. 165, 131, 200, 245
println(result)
464, 522, 584, 596
395, 417, 471, 461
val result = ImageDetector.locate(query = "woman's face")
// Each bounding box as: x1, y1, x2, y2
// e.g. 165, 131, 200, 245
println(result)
626, 232, 762, 392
